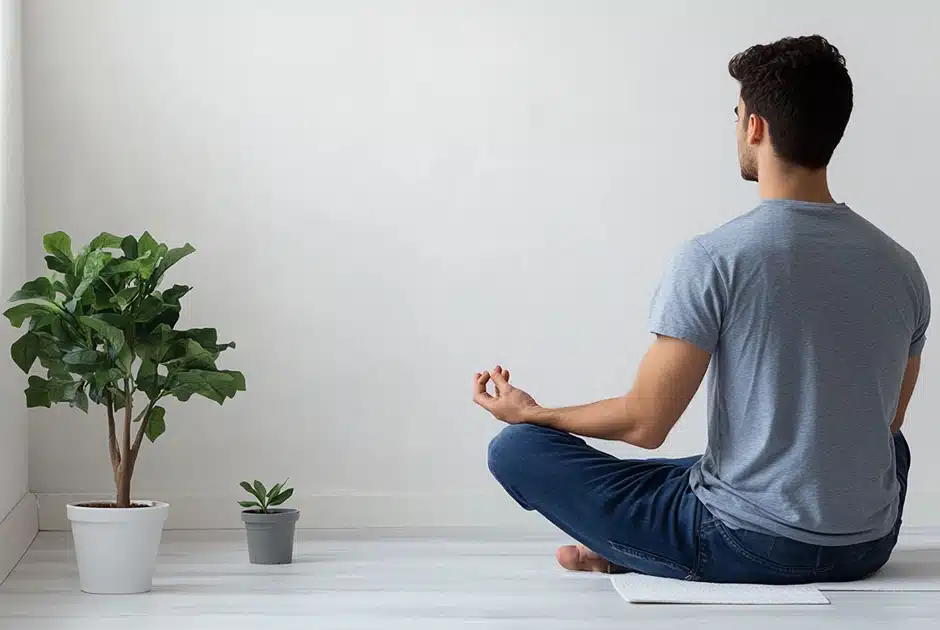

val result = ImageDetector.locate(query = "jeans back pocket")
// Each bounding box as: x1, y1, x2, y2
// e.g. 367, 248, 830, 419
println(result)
702, 520, 820, 583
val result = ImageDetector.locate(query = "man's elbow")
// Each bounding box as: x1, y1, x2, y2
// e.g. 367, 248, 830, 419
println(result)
617, 396, 679, 449
622, 423, 669, 450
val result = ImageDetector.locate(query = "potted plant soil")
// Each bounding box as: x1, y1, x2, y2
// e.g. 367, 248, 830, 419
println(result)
5, 231, 246, 594
239, 479, 299, 564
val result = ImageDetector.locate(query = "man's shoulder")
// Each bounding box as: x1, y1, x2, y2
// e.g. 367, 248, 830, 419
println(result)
689, 202, 926, 288
688, 204, 769, 257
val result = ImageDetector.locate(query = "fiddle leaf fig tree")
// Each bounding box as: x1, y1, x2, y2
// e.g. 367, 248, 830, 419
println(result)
5, 231, 246, 508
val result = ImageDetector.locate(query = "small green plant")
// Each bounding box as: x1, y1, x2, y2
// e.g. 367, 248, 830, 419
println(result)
239, 479, 294, 513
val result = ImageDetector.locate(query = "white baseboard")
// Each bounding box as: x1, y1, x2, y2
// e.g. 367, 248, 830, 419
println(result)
36, 492, 558, 532
36, 491, 940, 536
0, 493, 38, 584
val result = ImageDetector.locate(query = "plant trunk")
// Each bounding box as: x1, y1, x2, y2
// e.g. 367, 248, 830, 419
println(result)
114, 453, 138, 508
116, 466, 131, 508
114, 380, 136, 508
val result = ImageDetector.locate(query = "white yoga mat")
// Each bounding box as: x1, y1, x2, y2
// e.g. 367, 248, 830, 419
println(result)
612, 549, 940, 604
611, 573, 830, 605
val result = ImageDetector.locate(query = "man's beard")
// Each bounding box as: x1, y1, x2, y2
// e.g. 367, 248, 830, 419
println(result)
739, 160, 758, 182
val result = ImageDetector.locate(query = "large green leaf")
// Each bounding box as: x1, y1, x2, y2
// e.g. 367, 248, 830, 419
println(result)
59, 381, 81, 403
4, 302, 63, 328
90, 312, 129, 330
10, 332, 41, 373
45, 255, 71, 274
145, 406, 166, 442
136, 357, 166, 399
9, 278, 55, 302
139, 374, 167, 399
51, 279, 72, 299
109, 386, 128, 411
121, 235, 138, 259
43, 232, 73, 261
86, 381, 104, 406
52, 379, 80, 403
84, 250, 113, 278
79, 316, 126, 354
64, 273, 81, 294
164, 339, 216, 370
182, 328, 217, 348
92, 368, 125, 390
136, 355, 157, 380
131, 289, 187, 334
71, 250, 113, 304
46, 361, 73, 381
24, 375, 79, 408
157, 244, 195, 276
61, 347, 100, 365
221, 369, 247, 392
117, 343, 134, 375
161, 285, 191, 305
152, 244, 168, 269
136, 324, 177, 364
25, 376, 52, 407
135, 295, 168, 323
71, 250, 88, 280
91, 280, 118, 311
71, 387, 89, 413
89, 232, 124, 250
167, 369, 241, 404
29, 312, 58, 335
150, 304, 180, 329
106, 253, 148, 276
34, 334, 66, 366
134, 234, 164, 280
110, 286, 139, 310
138, 232, 159, 258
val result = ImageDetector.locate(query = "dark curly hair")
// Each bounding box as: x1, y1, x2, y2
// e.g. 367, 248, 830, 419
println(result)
729, 35, 853, 170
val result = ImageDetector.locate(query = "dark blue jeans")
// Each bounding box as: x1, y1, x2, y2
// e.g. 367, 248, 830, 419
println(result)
488, 424, 910, 584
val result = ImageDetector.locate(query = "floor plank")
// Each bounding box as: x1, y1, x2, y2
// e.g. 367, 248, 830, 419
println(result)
2, 530, 939, 629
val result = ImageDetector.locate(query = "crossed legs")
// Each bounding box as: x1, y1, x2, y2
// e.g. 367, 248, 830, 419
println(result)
487, 423, 703, 577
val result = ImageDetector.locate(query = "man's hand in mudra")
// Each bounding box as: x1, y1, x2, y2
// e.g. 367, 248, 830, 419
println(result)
472, 366, 540, 424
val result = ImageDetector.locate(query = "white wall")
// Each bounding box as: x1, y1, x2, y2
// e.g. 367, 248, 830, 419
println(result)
23, 0, 939, 530
0, 0, 36, 581
0, 0, 25, 521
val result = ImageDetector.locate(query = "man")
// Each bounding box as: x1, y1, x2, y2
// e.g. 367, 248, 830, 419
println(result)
473, 35, 930, 584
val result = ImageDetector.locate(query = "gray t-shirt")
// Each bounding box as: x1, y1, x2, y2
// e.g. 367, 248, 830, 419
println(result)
649, 199, 931, 546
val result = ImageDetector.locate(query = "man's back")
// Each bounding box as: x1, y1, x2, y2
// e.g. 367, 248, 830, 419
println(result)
484, 36, 929, 581
668, 199, 931, 545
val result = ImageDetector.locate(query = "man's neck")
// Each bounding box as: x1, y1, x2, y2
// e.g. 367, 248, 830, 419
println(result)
758, 164, 835, 204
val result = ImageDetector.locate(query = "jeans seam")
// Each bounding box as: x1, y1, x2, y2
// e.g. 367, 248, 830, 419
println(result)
691, 517, 719, 581
607, 540, 692, 575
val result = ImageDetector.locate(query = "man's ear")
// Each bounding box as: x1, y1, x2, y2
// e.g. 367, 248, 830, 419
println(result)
747, 114, 765, 145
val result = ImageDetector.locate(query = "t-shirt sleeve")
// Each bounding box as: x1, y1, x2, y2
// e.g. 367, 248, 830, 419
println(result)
648, 239, 725, 354
910, 268, 931, 357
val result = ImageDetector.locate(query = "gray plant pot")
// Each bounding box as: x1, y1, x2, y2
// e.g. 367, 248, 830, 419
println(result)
241, 508, 300, 565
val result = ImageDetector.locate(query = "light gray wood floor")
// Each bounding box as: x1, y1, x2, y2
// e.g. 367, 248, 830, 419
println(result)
2, 529, 940, 629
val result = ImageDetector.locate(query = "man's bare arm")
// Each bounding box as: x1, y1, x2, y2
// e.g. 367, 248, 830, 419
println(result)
525, 335, 712, 448
891, 356, 921, 434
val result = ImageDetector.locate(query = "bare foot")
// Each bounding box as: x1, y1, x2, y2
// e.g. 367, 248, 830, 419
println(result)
556, 544, 613, 573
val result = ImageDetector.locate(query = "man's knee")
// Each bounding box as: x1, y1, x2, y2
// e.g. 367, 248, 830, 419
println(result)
487, 424, 547, 483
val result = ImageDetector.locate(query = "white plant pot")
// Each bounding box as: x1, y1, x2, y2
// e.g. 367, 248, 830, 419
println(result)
66, 500, 169, 594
